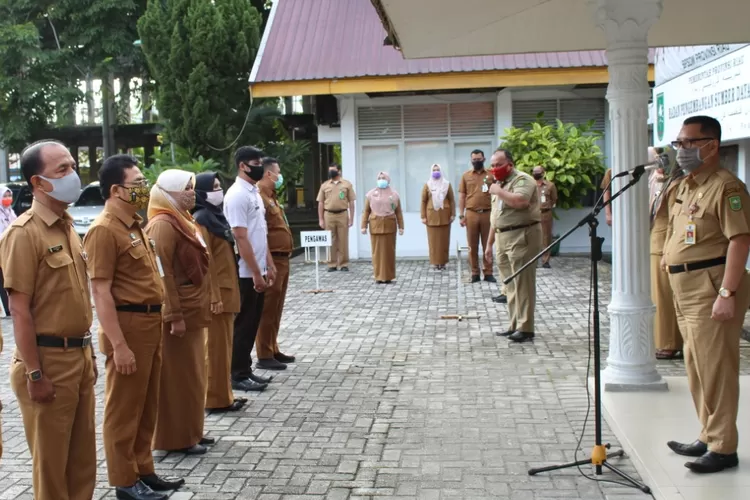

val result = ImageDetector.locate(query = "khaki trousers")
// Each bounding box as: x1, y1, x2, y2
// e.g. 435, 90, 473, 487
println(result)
10, 346, 97, 500
669, 266, 750, 454
465, 210, 492, 276
103, 313, 163, 487
256, 256, 290, 359
206, 311, 235, 409
495, 224, 542, 332
540, 212, 553, 265
650, 254, 682, 351
325, 211, 349, 268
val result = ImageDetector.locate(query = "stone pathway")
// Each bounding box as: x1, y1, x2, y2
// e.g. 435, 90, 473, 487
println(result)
0, 256, 748, 499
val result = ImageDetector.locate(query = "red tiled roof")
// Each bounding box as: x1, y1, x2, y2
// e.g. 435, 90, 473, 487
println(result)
251, 0, 655, 83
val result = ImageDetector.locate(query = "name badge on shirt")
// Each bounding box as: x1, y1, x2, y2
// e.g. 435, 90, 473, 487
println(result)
482, 184, 489, 193
155, 256, 165, 277
685, 223, 697, 245
48, 244, 63, 254
541, 194, 547, 204
130, 239, 143, 248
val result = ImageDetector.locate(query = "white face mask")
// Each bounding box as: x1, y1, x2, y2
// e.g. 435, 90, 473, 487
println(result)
39, 170, 82, 204
206, 190, 224, 206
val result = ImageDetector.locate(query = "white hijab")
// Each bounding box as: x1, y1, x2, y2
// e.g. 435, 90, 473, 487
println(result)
151, 169, 194, 211
427, 164, 450, 210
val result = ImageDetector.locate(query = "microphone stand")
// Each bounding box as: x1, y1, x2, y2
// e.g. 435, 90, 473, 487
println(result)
503, 167, 651, 493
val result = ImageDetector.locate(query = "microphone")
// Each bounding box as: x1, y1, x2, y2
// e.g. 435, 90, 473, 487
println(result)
612, 153, 671, 179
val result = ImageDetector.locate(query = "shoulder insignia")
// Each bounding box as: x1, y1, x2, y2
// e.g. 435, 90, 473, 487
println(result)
516, 178, 526, 187
12, 212, 33, 227
729, 195, 742, 212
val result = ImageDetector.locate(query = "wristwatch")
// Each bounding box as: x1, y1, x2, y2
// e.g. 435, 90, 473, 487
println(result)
26, 369, 42, 382
718, 287, 736, 299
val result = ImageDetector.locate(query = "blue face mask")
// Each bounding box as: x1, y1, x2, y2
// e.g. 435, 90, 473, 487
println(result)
377, 179, 389, 189
274, 173, 284, 190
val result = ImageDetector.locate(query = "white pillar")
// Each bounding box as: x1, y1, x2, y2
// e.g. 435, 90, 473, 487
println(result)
338, 95, 359, 260
589, 0, 668, 391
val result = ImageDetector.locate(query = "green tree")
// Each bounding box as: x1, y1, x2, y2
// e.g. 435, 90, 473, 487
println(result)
500, 115, 606, 209
138, 0, 276, 164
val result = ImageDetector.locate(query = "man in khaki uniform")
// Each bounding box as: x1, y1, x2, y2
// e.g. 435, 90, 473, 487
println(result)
256, 157, 296, 370
459, 149, 496, 283
663, 116, 750, 474
317, 162, 356, 272
533, 165, 558, 268
485, 149, 542, 343
0, 140, 96, 500
85, 155, 184, 500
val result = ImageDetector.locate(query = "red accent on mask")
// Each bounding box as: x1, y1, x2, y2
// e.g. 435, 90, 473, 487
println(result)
1, 198, 11, 207
491, 164, 512, 182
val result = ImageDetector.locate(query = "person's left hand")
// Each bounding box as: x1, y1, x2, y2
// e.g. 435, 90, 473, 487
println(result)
450, 216, 455, 223
712, 296, 735, 322
348, 219, 354, 228
398, 228, 404, 236
210, 301, 224, 315
489, 184, 502, 195
267, 266, 276, 287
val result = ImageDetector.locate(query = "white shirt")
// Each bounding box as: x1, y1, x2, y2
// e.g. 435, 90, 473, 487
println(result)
224, 176, 268, 278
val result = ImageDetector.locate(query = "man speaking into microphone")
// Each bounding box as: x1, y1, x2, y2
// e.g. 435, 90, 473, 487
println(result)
485, 149, 542, 343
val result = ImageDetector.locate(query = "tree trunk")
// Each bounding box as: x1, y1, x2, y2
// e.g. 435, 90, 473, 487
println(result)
86, 76, 96, 125
142, 81, 153, 123
101, 73, 117, 159
119, 77, 132, 124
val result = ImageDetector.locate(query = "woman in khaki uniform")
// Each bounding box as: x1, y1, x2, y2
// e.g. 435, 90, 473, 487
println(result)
361, 172, 404, 283
192, 172, 246, 412
145, 170, 211, 454
420, 164, 455, 270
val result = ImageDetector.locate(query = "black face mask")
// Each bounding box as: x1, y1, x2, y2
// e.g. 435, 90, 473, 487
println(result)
472, 160, 484, 170
328, 169, 339, 179
533, 173, 543, 180
245, 164, 265, 182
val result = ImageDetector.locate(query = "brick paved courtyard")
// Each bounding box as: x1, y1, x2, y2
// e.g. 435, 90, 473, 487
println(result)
1, 256, 749, 499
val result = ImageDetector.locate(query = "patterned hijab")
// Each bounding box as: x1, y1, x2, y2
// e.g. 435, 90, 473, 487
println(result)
366, 172, 400, 217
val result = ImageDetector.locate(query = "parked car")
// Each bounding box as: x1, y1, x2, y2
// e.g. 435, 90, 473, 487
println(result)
3, 182, 33, 217
70, 182, 105, 237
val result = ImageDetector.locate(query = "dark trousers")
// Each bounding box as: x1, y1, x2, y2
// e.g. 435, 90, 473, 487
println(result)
0, 270, 9, 315
231, 278, 265, 380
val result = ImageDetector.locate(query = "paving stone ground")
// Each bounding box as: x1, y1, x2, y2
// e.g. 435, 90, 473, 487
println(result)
1, 256, 749, 500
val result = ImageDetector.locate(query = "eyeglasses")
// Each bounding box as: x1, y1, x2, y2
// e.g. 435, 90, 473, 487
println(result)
670, 138, 716, 149
123, 180, 149, 188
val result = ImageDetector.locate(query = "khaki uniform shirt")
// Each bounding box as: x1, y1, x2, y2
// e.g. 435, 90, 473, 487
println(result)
0, 200, 92, 337
491, 170, 541, 230
198, 226, 241, 314
260, 184, 294, 254
537, 180, 558, 211
664, 164, 750, 265
459, 169, 492, 211
317, 179, 356, 211
420, 184, 455, 226
649, 178, 681, 256
361, 199, 404, 235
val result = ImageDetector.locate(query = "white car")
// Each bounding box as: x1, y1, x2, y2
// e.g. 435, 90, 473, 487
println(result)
69, 182, 105, 238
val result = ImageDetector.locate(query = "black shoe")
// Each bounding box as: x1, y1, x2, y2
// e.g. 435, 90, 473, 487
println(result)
384, 280, 392, 284
492, 295, 507, 304
231, 378, 267, 392
340, 266, 349, 272
328, 267, 337, 272
248, 372, 274, 384
542, 262, 551, 269
667, 440, 708, 457
115, 480, 167, 500
199, 436, 215, 446
471, 275, 480, 283
495, 330, 514, 337
275, 352, 296, 363
484, 275, 497, 283
209, 398, 247, 412
174, 444, 206, 455
257, 358, 287, 370
140, 474, 185, 491
508, 331, 535, 343
685, 451, 739, 473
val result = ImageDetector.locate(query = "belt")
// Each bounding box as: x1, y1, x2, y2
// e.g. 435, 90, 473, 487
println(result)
541, 208, 552, 213
468, 209, 489, 213
37, 334, 92, 349
325, 209, 347, 214
115, 304, 162, 313
668, 256, 726, 275
271, 252, 291, 258
496, 221, 540, 233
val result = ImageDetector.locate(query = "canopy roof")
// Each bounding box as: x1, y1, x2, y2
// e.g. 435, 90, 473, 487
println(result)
371, 0, 750, 59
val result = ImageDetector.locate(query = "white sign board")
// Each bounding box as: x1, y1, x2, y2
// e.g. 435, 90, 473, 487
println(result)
300, 230, 331, 247
653, 44, 750, 146
655, 44, 747, 86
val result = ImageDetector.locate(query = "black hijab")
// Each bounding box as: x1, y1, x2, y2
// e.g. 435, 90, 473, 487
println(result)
192, 172, 233, 242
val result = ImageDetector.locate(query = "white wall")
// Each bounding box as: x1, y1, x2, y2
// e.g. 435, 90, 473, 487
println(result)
341, 89, 612, 259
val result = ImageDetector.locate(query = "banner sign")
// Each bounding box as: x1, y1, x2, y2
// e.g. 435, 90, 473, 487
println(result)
653, 45, 750, 146
301, 230, 331, 247
655, 44, 747, 86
